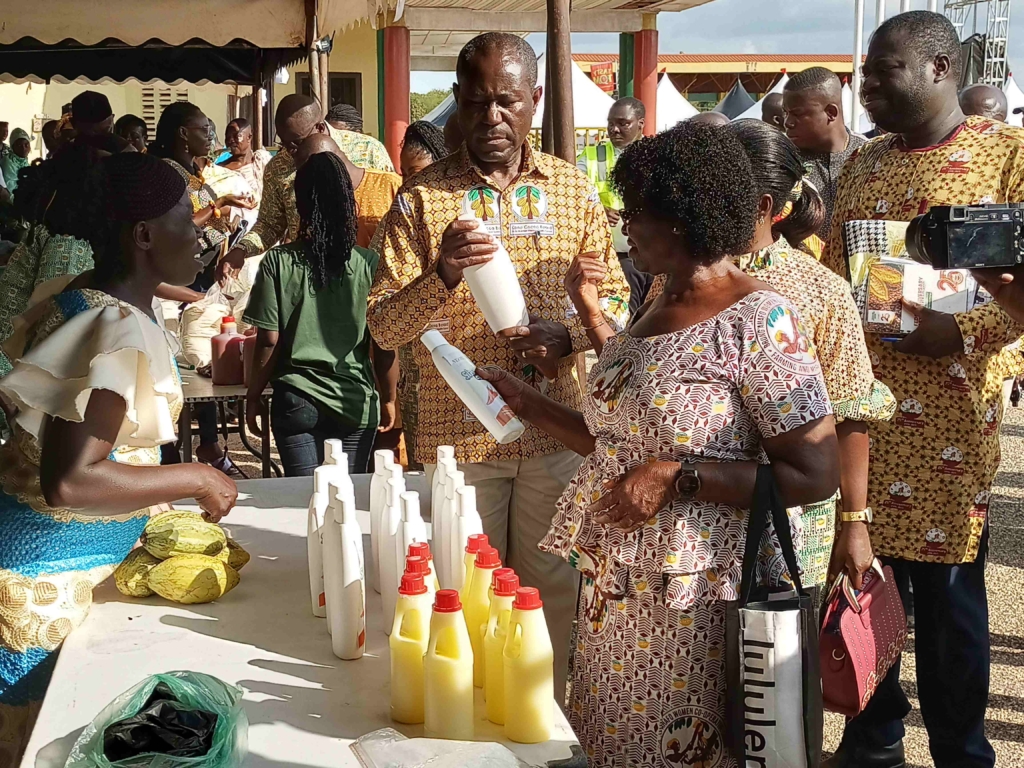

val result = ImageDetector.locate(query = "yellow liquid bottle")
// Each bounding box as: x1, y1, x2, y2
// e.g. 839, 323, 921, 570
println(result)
458, 533, 489, 607
409, 541, 441, 593
484, 569, 519, 724
504, 587, 554, 744
424, 589, 475, 741
465, 546, 501, 688
389, 573, 431, 724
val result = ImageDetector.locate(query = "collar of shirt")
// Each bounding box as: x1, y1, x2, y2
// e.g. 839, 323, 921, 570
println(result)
452, 141, 553, 188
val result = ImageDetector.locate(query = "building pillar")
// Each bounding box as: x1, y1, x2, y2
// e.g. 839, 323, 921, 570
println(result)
376, 29, 385, 140
633, 14, 658, 136
546, 0, 575, 162
383, 24, 410, 169
618, 32, 634, 99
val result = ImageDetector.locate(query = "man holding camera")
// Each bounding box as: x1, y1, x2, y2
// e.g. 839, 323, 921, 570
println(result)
822, 11, 1024, 768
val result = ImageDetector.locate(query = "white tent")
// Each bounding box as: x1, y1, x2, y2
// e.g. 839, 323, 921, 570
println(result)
533, 53, 615, 129
842, 83, 876, 135
656, 74, 699, 130
733, 73, 789, 122
1003, 75, 1024, 120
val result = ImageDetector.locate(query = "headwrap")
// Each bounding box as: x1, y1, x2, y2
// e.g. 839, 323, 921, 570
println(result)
772, 179, 804, 224
71, 91, 113, 124
104, 153, 187, 221
10, 128, 31, 144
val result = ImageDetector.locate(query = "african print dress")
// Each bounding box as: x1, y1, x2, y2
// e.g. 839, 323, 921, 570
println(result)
0, 289, 182, 764
540, 291, 832, 768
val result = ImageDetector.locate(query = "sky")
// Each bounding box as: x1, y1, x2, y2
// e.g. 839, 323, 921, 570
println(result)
410, 0, 1024, 92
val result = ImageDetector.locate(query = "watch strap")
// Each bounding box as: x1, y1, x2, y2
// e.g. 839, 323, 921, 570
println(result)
840, 507, 873, 523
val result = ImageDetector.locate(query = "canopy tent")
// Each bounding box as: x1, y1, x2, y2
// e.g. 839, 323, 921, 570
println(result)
1004, 75, 1024, 118
841, 83, 875, 135
424, 93, 456, 126
656, 74, 699, 130
533, 53, 615, 129
732, 73, 788, 122
712, 80, 755, 119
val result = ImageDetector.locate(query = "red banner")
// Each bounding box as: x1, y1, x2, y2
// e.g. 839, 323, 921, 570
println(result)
591, 61, 616, 93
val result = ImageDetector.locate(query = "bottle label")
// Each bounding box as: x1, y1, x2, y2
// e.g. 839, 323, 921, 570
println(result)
440, 351, 518, 430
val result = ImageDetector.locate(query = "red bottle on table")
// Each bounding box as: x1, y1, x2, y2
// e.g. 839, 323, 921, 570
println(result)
211, 316, 245, 386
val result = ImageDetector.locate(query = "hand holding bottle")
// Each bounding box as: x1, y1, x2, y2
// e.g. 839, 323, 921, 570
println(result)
436, 218, 498, 290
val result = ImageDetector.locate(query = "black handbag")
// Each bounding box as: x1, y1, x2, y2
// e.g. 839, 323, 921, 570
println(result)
725, 464, 823, 768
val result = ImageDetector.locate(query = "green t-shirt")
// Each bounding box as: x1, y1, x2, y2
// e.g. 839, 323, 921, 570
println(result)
243, 242, 379, 429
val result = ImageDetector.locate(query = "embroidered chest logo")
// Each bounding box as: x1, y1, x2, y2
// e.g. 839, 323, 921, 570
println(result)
462, 186, 502, 236
590, 357, 635, 415
940, 148, 973, 175
760, 303, 819, 375
662, 708, 724, 768
510, 184, 556, 237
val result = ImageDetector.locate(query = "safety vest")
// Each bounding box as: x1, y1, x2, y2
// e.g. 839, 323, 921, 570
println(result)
579, 140, 622, 210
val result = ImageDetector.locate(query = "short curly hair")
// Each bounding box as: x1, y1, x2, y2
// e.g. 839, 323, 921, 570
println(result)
611, 121, 758, 261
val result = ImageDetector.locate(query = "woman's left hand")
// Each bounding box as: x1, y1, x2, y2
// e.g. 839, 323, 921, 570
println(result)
378, 401, 397, 432
246, 393, 264, 437
590, 460, 680, 533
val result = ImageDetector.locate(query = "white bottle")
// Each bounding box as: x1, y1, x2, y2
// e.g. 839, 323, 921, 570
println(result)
324, 486, 365, 660
369, 450, 396, 595
421, 330, 526, 445
389, 492, 428, 629
431, 448, 455, 587
433, 457, 457, 587
380, 476, 406, 636
307, 467, 331, 618
444, 470, 466, 589
459, 214, 529, 333
453, 485, 484, 592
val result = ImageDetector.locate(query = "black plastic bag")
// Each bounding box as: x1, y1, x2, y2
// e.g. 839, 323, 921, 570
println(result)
103, 683, 219, 762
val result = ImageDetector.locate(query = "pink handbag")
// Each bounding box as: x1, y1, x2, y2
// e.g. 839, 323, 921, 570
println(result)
820, 560, 907, 717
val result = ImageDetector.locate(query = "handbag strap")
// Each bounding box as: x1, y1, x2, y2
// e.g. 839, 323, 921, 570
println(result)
738, 464, 806, 606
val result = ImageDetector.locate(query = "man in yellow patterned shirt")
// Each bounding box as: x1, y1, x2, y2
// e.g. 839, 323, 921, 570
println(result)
823, 12, 1022, 768
368, 33, 629, 700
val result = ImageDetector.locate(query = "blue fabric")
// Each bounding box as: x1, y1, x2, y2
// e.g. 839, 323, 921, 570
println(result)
0, 646, 58, 706
53, 289, 90, 321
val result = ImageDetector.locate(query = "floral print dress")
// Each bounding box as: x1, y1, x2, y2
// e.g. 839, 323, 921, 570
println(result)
540, 290, 831, 767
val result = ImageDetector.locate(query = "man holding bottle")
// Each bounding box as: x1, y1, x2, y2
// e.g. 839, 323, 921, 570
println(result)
368, 32, 629, 702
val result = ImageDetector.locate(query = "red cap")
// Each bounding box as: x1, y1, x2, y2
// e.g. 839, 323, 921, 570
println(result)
405, 555, 429, 577
491, 567, 514, 590
399, 573, 427, 596
434, 589, 462, 613
513, 587, 543, 610
494, 570, 520, 597
466, 533, 489, 555
222, 316, 236, 323
474, 546, 501, 569
409, 541, 432, 562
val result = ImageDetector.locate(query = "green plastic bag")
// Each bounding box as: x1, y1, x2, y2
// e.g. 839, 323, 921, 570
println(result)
65, 671, 248, 768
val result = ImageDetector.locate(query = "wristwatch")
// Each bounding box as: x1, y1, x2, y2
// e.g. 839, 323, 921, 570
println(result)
840, 507, 873, 523
674, 465, 701, 500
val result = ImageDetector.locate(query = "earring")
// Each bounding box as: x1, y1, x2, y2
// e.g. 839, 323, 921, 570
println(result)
757, 215, 766, 226
672, 227, 680, 234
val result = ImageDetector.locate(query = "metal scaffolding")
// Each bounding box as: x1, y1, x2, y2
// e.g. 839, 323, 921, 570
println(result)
944, 0, 1011, 86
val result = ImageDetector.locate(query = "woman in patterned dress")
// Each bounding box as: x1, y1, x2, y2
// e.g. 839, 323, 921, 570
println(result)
0, 154, 236, 765
480, 122, 840, 767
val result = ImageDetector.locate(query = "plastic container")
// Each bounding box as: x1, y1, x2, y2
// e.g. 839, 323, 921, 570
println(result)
459, 215, 529, 333
307, 467, 331, 618
211, 317, 245, 385
466, 546, 501, 688
324, 486, 365, 660
323, 439, 353, 501
389, 572, 432, 724
453, 486, 484, 592
380, 476, 407, 636
503, 588, 554, 744
434, 458, 459, 588
404, 555, 436, 603
485, 570, 520, 724
459, 533, 490, 605
242, 333, 259, 386
431, 449, 455, 586
443, 470, 465, 589
421, 330, 525, 445
424, 590, 475, 741
388, 492, 427, 629
409, 541, 440, 593
369, 451, 397, 595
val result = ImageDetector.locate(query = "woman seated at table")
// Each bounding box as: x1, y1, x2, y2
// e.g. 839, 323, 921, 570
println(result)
479, 122, 840, 767
244, 152, 395, 476
0, 153, 236, 764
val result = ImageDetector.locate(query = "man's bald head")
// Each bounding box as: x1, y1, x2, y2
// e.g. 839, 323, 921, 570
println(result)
959, 83, 1008, 122
783, 67, 848, 152
761, 93, 785, 129
294, 133, 342, 169
785, 67, 843, 104
689, 111, 731, 127
276, 94, 327, 156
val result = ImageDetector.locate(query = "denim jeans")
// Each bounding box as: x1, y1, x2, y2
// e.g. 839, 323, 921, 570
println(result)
840, 527, 994, 768
270, 382, 376, 477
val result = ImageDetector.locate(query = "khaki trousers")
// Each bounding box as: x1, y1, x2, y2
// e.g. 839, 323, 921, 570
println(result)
426, 449, 582, 704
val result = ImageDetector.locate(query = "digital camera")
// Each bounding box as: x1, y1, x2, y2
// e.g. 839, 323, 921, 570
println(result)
906, 204, 1024, 270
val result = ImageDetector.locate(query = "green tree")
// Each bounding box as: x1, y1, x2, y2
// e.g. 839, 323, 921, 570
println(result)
410, 89, 450, 121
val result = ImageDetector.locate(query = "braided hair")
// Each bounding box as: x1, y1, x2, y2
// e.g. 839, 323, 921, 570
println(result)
402, 121, 447, 163
148, 101, 203, 158
294, 152, 358, 290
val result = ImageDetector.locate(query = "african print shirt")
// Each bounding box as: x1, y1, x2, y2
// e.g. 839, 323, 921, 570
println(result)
540, 291, 832, 608
824, 116, 1024, 563
354, 169, 401, 248
337, 130, 395, 173
368, 144, 631, 464
801, 132, 866, 241
163, 158, 228, 249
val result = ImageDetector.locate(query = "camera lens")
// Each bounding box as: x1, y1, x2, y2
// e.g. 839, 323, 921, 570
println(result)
905, 214, 931, 265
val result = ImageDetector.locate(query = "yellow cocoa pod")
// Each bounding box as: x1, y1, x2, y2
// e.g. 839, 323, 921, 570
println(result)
148, 555, 240, 604
142, 516, 226, 560
115, 548, 162, 597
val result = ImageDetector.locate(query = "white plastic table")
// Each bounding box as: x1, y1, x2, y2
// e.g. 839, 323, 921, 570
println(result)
21, 477, 579, 768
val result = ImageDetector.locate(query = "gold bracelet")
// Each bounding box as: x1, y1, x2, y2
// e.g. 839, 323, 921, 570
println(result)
582, 319, 608, 331
840, 507, 873, 523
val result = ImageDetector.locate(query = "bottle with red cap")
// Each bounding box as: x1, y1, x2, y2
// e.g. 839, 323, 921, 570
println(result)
211, 316, 245, 385
408, 541, 440, 593
465, 545, 501, 687
404, 554, 436, 602
484, 569, 519, 724
504, 587, 553, 743
424, 589, 475, 740
459, 533, 489, 605
389, 572, 431, 724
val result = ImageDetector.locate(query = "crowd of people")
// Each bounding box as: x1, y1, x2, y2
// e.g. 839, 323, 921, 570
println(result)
0, 8, 1021, 768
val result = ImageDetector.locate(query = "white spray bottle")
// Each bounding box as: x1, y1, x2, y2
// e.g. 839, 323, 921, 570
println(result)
324, 486, 365, 660
380, 475, 406, 636
368, 450, 396, 595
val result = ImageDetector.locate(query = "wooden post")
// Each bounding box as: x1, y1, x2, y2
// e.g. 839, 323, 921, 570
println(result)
383, 25, 411, 168
306, 0, 320, 103
377, 29, 386, 140
319, 50, 330, 109
546, 0, 575, 162
633, 15, 658, 137
618, 33, 634, 98
253, 56, 265, 150
542, 47, 554, 154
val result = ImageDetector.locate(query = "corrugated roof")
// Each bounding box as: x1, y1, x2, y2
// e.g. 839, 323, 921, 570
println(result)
574, 53, 865, 64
